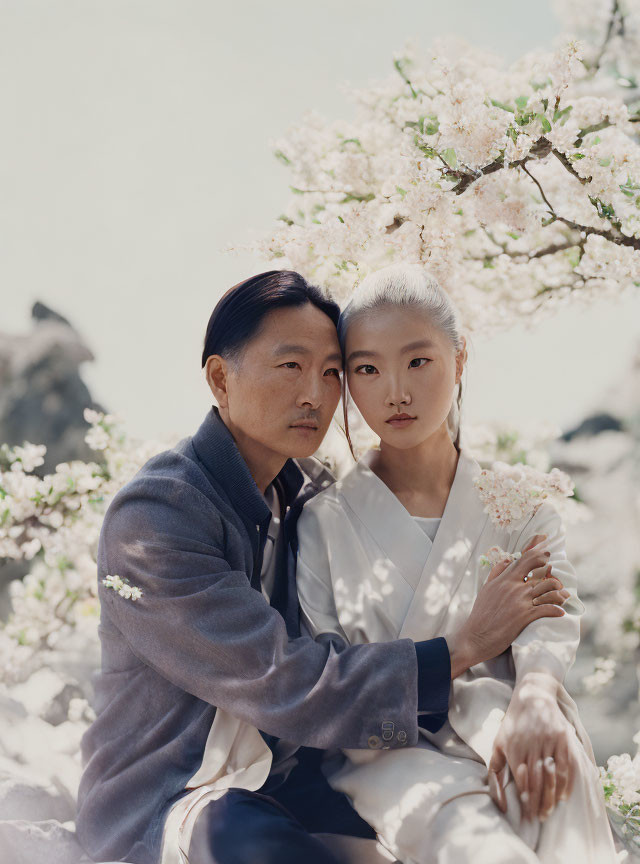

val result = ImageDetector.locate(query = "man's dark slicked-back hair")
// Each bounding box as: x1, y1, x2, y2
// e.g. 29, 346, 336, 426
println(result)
201, 270, 341, 368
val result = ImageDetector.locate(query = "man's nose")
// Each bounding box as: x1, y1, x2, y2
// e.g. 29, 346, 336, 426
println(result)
297, 372, 324, 408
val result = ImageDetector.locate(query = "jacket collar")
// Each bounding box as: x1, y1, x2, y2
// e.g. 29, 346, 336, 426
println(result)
191, 405, 305, 525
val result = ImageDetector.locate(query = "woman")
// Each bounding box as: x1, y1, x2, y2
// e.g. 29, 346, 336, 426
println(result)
295, 263, 618, 864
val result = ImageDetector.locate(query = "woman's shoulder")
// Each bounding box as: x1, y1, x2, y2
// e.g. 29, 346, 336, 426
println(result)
298, 459, 365, 520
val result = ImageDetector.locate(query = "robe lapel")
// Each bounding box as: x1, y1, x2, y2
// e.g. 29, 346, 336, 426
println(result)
338, 452, 432, 592
398, 450, 489, 641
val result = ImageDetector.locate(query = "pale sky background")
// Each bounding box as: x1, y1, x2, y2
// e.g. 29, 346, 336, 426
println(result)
1, 0, 639, 442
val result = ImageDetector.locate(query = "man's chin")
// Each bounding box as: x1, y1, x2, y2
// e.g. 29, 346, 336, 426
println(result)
285, 426, 325, 458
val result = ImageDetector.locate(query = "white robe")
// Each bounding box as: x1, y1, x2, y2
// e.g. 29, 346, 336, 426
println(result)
296, 448, 618, 864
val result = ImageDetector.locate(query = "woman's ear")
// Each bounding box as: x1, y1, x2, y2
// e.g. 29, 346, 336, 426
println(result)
455, 336, 467, 384
205, 355, 230, 409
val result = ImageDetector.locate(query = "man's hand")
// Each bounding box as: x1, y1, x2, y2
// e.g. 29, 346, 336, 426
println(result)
487, 672, 576, 820
446, 535, 570, 679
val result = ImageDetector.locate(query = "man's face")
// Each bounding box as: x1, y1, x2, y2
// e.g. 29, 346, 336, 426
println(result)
222, 303, 342, 460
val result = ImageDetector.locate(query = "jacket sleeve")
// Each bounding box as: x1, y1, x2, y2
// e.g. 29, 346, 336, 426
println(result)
97, 473, 421, 750
510, 502, 585, 684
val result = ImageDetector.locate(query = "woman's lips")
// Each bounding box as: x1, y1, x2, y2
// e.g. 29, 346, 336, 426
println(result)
386, 415, 416, 428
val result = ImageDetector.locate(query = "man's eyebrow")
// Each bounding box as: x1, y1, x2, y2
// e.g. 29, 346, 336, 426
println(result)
273, 344, 343, 364
272, 344, 311, 357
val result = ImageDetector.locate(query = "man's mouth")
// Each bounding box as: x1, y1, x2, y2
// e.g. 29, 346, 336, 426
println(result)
290, 421, 320, 431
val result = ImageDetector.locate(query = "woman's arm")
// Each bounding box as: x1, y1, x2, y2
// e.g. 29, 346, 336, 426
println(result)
510, 502, 585, 684
489, 504, 584, 821
296, 500, 352, 647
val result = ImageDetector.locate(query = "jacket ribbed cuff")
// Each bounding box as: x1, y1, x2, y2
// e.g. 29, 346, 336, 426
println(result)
414, 636, 451, 716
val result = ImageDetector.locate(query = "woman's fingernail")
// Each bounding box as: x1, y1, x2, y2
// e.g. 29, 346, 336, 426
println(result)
561, 590, 570, 598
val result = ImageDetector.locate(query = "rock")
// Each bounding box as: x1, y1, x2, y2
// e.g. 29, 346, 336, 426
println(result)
0, 301, 106, 476
0, 819, 90, 864
561, 412, 624, 441
0, 771, 75, 823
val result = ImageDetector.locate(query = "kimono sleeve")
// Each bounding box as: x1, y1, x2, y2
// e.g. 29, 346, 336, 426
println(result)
98, 473, 421, 750
510, 502, 586, 684
295, 498, 351, 648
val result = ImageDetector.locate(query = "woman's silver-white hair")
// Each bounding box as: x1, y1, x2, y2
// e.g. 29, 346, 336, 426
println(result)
338, 262, 465, 449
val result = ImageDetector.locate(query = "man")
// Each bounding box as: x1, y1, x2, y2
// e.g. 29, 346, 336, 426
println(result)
76, 270, 567, 864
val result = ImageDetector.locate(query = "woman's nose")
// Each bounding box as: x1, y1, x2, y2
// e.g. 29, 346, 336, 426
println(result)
384, 381, 411, 407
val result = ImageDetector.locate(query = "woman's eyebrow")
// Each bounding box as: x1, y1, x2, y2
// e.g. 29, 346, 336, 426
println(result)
347, 340, 434, 363
401, 339, 435, 352
346, 349, 379, 363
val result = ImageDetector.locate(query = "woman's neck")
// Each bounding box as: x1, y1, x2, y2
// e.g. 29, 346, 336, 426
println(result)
368, 424, 459, 518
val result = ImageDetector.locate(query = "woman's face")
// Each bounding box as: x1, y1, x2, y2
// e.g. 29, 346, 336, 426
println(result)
344, 304, 465, 450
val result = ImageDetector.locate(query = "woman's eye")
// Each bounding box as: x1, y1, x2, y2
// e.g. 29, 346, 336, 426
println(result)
409, 358, 431, 368
355, 364, 378, 375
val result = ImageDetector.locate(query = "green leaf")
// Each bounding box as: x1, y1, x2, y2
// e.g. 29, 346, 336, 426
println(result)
414, 138, 438, 158
454, 208, 463, 215
340, 192, 375, 203
274, 150, 291, 166
506, 231, 520, 240
424, 114, 439, 135
506, 125, 519, 142
490, 98, 514, 113
441, 148, 458, 169
290, 186, 305, 195
277, 214, 294, 225
515, 95, 528, 112
599, 157, 612, 167
337, 215, 344, 223
396, 186, 407, 198
553, 104, 573, 124
539, 115, 552, 132
569, 153, 586, 160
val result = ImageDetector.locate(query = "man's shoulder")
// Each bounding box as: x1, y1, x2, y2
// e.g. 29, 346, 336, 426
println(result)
104, 438, 223, 529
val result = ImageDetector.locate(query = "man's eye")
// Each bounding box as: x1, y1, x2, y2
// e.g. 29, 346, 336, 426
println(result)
409, 358, 431, 368
355, 364, 378, 375
281, 362, 300, 370
324, 368, 342, 377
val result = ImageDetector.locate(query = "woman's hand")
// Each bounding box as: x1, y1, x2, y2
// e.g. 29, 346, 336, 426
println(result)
447, 535, 570, 678
488, 672, 576, 821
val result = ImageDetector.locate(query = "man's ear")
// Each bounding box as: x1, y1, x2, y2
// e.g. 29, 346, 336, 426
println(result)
455, 336, 467, 384
205, 354, 230, 409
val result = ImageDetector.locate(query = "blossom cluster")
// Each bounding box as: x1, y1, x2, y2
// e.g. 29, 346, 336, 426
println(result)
600, 731, 640, 848
474, 461, 575, 528
0, 409, 171, 682
243, 11, 640, 335
478, 546, 522, 569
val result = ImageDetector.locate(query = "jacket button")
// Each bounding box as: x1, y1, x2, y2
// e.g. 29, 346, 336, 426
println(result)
367, 735, 381, 749
397, 730, 407, 745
